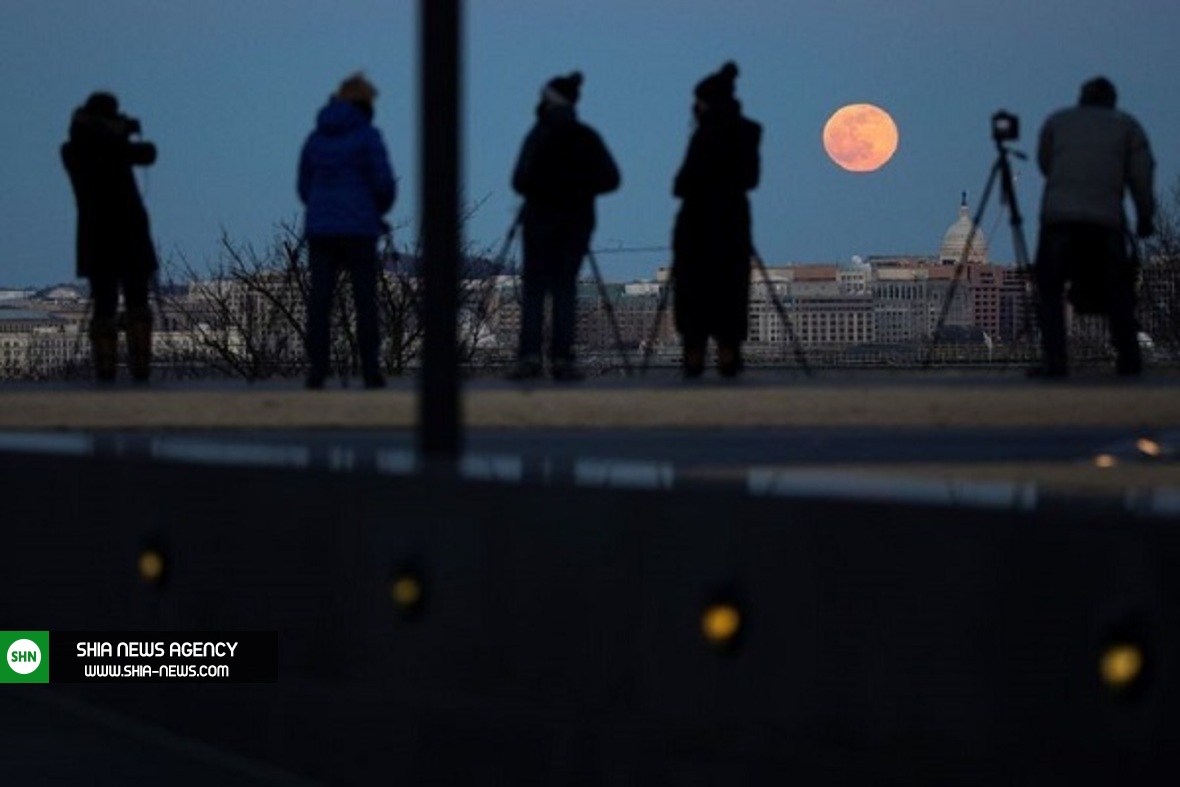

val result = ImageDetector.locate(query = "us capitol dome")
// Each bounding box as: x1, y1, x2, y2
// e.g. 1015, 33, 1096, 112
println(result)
940, 192, 988, 265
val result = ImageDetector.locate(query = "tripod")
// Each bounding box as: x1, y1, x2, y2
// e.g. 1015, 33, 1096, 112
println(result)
752, 247, 813, 377
499, 210, 634, 376
493, 208, 523, 276
638, 275, 671, 375
923, 113, 1037, 368
585, 249, 634, 376
638, 249, 813, 377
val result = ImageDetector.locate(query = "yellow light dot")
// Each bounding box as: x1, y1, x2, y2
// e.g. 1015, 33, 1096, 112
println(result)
137, 549, 165, 583
701, 603, 741, 646
390, 576, 422, 609
1136, 438, 1162, 458
1093, 454, 1117, 469
1100, 643, 1144, 688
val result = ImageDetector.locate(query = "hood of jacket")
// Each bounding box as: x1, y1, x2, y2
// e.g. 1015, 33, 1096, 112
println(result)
69, 108, 132, 144
315, 99, 371, 136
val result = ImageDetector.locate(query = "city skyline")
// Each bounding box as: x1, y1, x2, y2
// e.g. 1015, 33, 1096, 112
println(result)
6, 245, 1167, 383
2, 1, 1178, 287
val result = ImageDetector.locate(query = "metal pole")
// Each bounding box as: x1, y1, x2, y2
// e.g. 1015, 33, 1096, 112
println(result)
418, 0, 462, 461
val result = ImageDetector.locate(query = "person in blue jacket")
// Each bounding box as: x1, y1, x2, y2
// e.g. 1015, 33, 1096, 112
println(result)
298, 72, 397, 389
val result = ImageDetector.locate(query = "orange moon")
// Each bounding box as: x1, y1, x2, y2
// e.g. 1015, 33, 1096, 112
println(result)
823, 103, 899, 173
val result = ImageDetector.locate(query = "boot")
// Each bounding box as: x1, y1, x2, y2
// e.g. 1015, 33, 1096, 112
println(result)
90, 318, 118, 383
550, 357, 585, 382
682, 343, 705, 378
717, 343, 744, 378
126, 308, 153, 383
506, 355, 544, 381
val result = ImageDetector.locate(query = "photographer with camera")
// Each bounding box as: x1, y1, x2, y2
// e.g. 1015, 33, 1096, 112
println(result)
507, 71, 621, 382
671, 61, 762, 378
61, 92, 159, 383
1033, 76, 1156, 378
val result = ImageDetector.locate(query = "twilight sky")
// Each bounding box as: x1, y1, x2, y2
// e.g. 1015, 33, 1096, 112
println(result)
2, 0, 1178, 287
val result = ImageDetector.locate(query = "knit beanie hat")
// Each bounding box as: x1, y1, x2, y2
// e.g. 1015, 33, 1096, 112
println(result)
83, 92, 119, 117
1079, 76, 1117, 108
542, 72, 582, 107
694, 61, 739, 107
336, 72, 379, 106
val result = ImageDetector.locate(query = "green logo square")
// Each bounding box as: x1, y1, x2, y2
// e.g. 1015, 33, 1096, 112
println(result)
1, 631, 49, 683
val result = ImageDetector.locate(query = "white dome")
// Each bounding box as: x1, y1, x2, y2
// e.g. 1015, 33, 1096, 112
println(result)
940, 193, 988, 265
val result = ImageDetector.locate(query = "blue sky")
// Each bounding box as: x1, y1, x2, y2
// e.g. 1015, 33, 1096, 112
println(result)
2, 1, 1178, 287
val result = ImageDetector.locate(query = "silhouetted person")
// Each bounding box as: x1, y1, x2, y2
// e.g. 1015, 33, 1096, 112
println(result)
1033, 76, 1156, 378
298, 73, 396, 389
61, 92, 158, 383
509, 72, 620, 382
672, 62, 761, 378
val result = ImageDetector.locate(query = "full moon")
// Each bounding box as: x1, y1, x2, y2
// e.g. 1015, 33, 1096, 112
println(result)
823, 103, 899, 173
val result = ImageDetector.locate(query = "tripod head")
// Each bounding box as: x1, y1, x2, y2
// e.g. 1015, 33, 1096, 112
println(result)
991, 110, 1028, 160
923, 109, 1037, 368
991, 110, 1018, 144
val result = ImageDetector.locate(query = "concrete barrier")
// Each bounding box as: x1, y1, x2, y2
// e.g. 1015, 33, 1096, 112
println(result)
1, 446, 1177, 784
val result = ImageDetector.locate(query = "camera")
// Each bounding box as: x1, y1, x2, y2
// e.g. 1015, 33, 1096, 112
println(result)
991, 110, 1019, 143
120, 115, 142, 136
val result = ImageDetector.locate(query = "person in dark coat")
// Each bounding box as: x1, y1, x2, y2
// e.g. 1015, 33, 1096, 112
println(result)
298, 73, 397, 389
671, 61, 762, 378
1033, 76, 1156, 378
61, 92, 159, 383
509, 71, 621, 381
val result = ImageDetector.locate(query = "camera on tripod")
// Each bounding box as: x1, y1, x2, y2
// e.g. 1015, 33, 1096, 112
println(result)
991, 110, 1019, 144
119, 115, 142, 136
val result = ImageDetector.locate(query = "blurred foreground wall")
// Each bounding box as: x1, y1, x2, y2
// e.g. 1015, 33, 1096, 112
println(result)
0, 447, 1177, 785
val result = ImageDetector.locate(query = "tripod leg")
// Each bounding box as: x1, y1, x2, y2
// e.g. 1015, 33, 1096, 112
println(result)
586, 250, 633, 376
640, 279, 671, 376
922, 159, 1002, 369
752, 250, 813, 377
494, 211, 522, 272
998, 153, 1040, 361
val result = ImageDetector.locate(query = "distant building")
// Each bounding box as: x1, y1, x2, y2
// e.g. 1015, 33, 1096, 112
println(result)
0, 306, 81, 377
0, 288, 36, 303
939, 193, 989, 266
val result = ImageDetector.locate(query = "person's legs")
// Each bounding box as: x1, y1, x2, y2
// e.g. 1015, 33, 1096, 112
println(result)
344, 238, 385, 387
1033, 225, 1071, 376
672, 213, 711, 379
672, 265, 710, 378
716, 342, 744, 378
88, 273, 120, 382
549, 228, 589, 378
122, 272, 152, 382
511, 222, 549, 379
714, 256, 751, 378
305, 238, 337, 387
681, 337, 707, 378
1099, 229, 1143, 376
